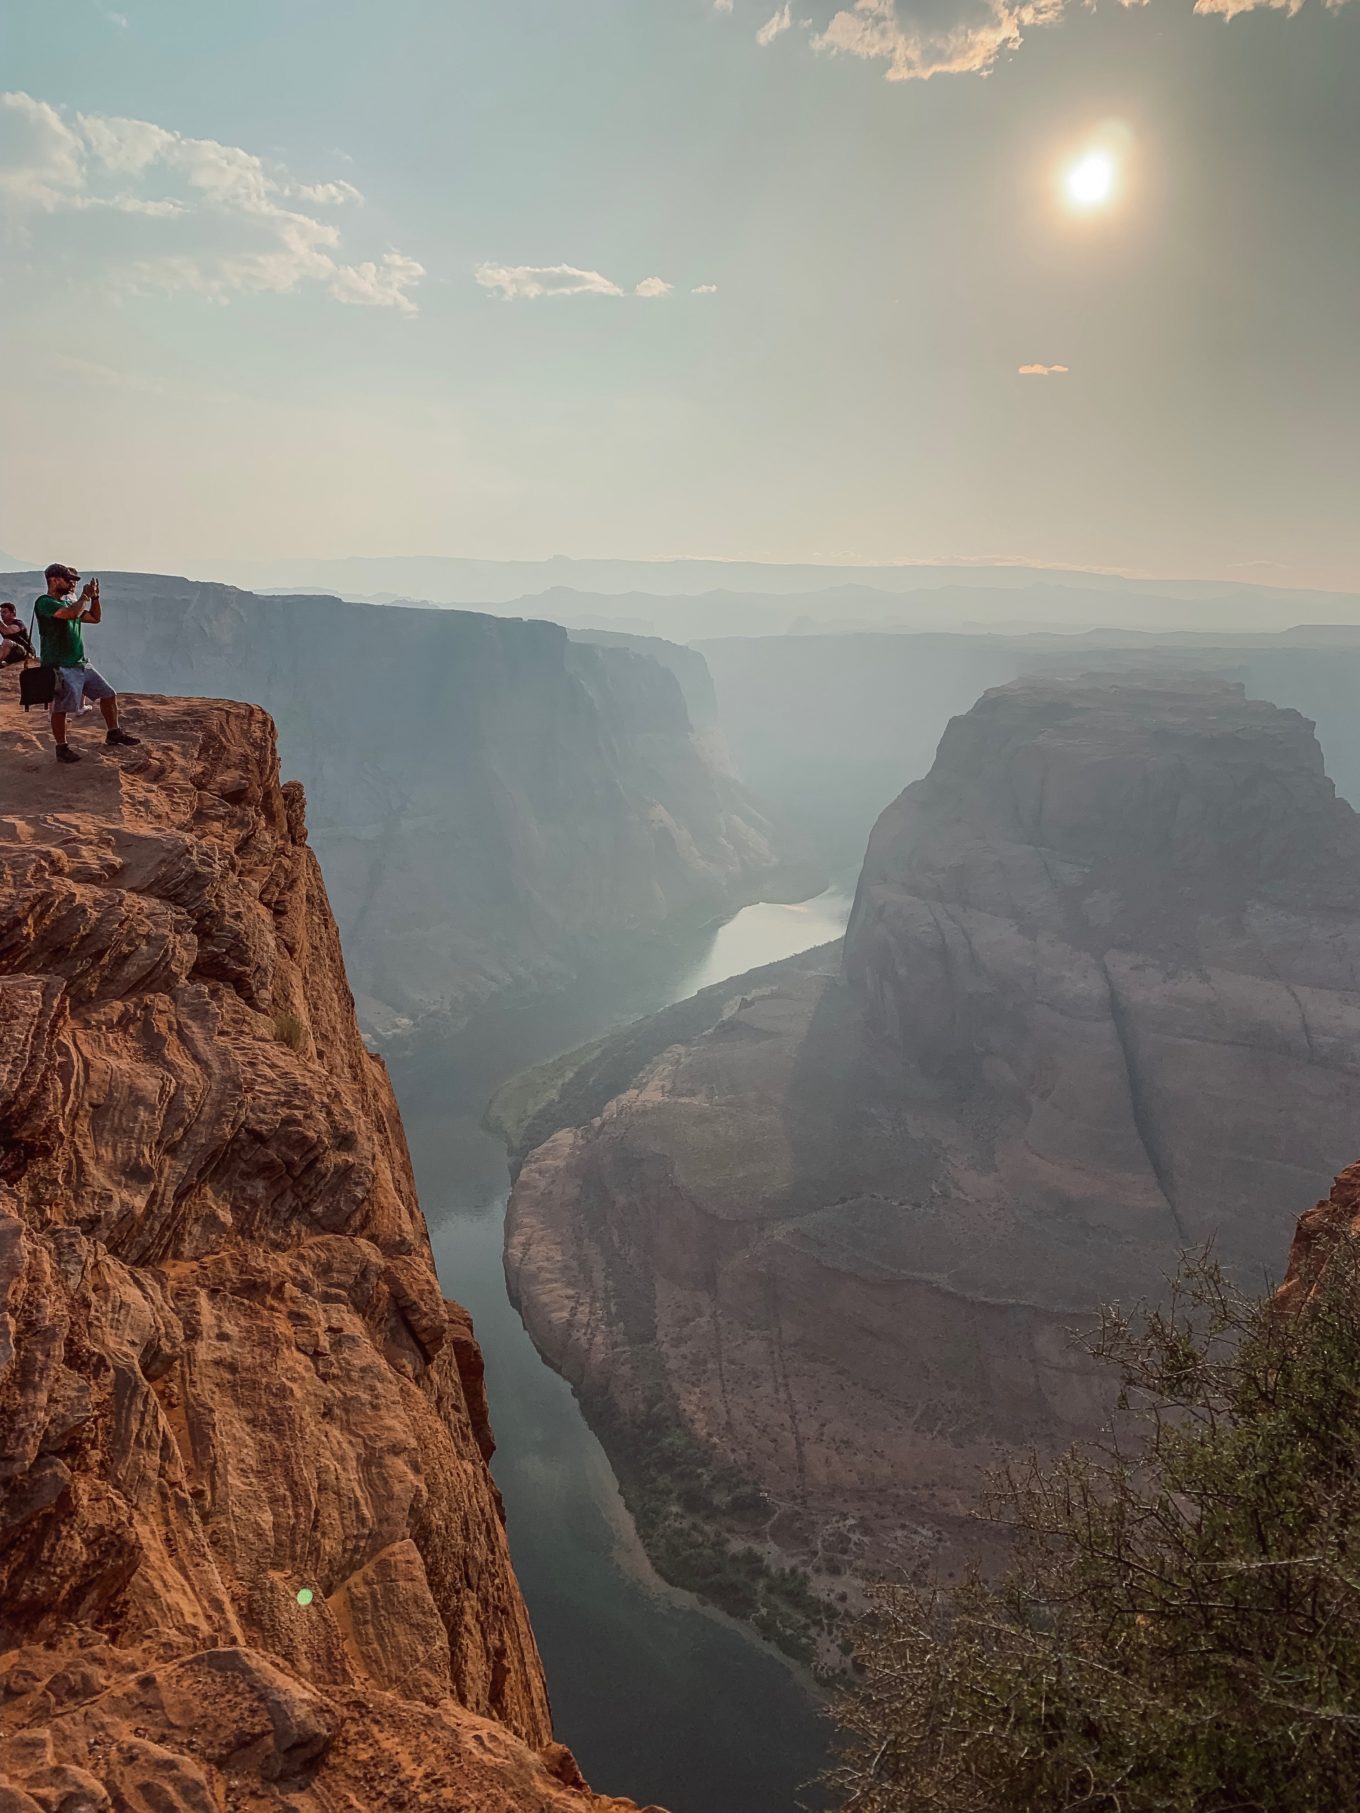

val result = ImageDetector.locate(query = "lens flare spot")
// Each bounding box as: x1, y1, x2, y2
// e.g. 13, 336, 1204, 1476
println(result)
296, 1588, 314, 1607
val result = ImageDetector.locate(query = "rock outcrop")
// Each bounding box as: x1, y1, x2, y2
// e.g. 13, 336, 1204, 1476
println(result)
0, 571, 814, 1043
1278, 1159, 1360, 1314
504, 676, 1360, 1623
0, 694, 646, 1810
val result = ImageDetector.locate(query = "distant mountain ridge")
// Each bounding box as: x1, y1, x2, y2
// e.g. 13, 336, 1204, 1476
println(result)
194, 553, 1360, 623
696, 627, 1360, 867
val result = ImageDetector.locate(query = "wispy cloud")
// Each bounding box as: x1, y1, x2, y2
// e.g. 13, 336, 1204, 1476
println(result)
476, 263, 685, 301
475, 263, 625, 300
0, 91, 425, 312
757, 3, 795, 42
1018, 362, 1069, 375
1191, 0, 1316, 15
807, 0, 1347, 83
330, 253, 427, 311
811, 0, 1063, 82
693, 283, 720, 294
713, 0, 735, 11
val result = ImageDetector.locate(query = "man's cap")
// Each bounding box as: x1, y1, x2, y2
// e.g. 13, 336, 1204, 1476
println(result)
43, 562, 79, 582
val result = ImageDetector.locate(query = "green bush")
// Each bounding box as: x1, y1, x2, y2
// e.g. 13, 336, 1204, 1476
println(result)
584, 1387, 841, 1662
828, 1241, 1360, 1812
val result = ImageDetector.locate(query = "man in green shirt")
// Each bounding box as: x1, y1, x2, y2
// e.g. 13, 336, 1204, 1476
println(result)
35, 562, 140, 765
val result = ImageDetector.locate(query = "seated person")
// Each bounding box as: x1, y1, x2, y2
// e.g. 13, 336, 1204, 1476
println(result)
0, 601, 33, 666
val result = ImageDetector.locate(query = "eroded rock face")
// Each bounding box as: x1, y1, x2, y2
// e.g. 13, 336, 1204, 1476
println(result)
505, 676, 1360, 1606
1278, 1159, 1360, 1313
0, 695, 647, 1811
0, 570, 814, 1044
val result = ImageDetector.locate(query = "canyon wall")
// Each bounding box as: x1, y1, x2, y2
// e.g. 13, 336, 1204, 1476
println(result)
0, 571, 811, 1043
0, 694, 647, 1811
503, 675, 1360, 1647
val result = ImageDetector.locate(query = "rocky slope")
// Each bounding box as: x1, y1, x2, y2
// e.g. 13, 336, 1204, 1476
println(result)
0, 693, 648, 1811
0, 571, 812, 1043
503, 675, 1360, 1636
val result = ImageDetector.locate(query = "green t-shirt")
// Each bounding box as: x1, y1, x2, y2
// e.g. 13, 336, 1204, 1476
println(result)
35, 595, 85, 668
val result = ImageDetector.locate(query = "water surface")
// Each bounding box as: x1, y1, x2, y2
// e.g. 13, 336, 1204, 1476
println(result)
392, 886, 853, 1813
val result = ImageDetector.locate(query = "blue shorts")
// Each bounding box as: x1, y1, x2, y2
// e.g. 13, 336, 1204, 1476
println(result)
51, 664, 115, 715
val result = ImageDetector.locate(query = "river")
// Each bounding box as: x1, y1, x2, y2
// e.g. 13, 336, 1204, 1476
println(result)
389, 886, 855, 1813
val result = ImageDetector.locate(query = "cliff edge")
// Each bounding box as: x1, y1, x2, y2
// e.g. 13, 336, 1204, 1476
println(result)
0, 571, 818, 1044
0, 695, 647, 1810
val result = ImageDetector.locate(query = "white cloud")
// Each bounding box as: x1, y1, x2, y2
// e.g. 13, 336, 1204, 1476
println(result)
295, 179, 363, 206
1192, 0, 1302, 12
86, 193, 186, 217
476, 262, 625, 300
76, 111, 175, 175
811, 0, 1063, 81
475, 263, 685, 302
757, 3, 795, 42
0, 93, 85, 210
692, 283, 719, 294
0, 92, 424, 312
808, 0, 1348, 82
330, 252, 426, 314
1018, 361, 1069, 374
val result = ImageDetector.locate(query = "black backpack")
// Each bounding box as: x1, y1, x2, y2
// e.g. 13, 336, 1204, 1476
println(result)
19, 604, 56, 710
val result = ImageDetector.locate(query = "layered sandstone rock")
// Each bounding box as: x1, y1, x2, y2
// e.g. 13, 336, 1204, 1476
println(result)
1278, 1159, 1360, 1313
0, 570, 815, 1043
0, 694, 647, 1811
504, 676, 1360, 1615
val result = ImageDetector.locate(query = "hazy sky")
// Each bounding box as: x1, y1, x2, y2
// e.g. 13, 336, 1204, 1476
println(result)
2, 0, 1357, 588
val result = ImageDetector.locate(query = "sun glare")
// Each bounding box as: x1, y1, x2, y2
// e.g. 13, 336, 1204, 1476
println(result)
1066, 150, 1116, 208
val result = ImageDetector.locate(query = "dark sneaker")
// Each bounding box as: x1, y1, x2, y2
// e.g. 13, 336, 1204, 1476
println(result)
55, 744, 81, 764
105, 728, 141, 747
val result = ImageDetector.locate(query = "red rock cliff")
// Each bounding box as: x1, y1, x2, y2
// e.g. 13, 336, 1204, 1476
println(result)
1278, 1160, 1360, 1313
0, 696, 646, 1811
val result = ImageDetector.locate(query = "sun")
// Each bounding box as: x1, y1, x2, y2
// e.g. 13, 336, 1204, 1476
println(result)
1065, 150, 1116, 209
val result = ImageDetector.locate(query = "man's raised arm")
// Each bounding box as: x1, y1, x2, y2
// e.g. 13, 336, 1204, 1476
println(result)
53, 581, 98, 622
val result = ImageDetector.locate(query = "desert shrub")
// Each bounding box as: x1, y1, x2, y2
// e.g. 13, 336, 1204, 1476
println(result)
828, 1242, 1360, 1813
272, 1011, 308, 1053
585, 1387, 840, 1662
